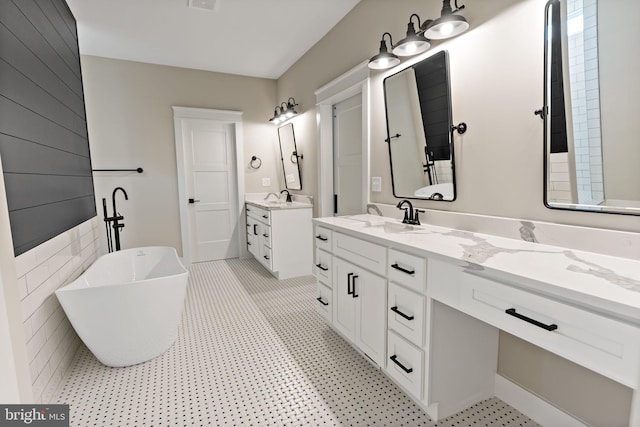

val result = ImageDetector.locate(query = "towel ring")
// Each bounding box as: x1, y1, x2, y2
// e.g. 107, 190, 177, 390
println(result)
250, 156, 262, 169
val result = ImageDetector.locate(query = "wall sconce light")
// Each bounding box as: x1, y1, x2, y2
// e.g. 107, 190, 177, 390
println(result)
368, 32, 401, 70
423, 0, 469, 39
393, 14, 431, 57
269, 97, 299, 124
368, 0, 468, 70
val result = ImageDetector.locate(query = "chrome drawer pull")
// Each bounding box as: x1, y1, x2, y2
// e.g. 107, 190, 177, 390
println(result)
389, 355, 413, 373
390, 306, 414, 321
315, 235, 328, 241
316, 263, 328, 271
505, 308, 558, 331
316, 296, 329, 306
391, 263, 415, 275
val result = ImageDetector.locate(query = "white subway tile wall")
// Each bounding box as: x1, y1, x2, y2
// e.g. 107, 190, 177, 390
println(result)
15, 217, 105, 403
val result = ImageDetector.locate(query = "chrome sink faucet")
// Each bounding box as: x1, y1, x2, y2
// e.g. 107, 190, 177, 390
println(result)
396, 200, 424, 225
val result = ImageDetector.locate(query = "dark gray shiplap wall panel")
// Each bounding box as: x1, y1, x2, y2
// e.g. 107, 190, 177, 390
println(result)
0, 96, 89, 156
51, 0, 78, 42
0, 62, 87, 136
0, 2, 83, 97
12, 0, 81, 77
9, 196, 96, 255
0, 135, 90, 176
0, 25, 85, 114
0, 0, 95, 255
4, 174, 94, 211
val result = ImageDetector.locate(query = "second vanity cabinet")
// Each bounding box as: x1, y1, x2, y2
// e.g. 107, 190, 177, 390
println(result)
245, 201, 312, 279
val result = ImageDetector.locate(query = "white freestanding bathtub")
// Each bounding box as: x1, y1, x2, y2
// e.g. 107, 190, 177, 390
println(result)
56, 246, 188, 367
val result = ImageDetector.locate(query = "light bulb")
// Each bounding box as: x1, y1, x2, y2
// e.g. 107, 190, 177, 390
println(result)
439, 22, 454, 36
405, 43, 417, 54
379, 58, 389, 67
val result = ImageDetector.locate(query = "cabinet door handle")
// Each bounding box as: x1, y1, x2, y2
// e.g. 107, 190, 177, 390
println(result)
352, 275, 358, 298
390, 306, 414, 321
391, 263, 415, 275
253, 224, 258, 235
316, 296, 329, 306
316, 263, 328, 271
347, 273, 354, 295
389, 355, 413, 373
315, 235, 328, 241
505, 308, 558, 331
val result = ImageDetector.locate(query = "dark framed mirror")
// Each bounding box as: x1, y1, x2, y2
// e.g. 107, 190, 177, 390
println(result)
384, 50, 455, 201
543, 0, 639, 215
277, 123, 302, 190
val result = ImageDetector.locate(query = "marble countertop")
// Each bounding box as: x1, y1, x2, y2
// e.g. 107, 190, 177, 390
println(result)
246, 199, 312, 210
314, 214, 640, 324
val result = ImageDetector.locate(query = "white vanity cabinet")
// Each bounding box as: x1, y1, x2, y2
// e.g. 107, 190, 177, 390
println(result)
313, 215, 640, 427
245, 201, 312, 279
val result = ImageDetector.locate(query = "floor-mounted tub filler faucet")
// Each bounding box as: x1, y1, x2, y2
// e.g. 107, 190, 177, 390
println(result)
102, 187, 128, 252
396, 199, 424, 225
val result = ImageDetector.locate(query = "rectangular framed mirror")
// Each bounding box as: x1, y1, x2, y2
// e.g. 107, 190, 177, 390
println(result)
543, 0, 639, 215
277, 123, 302, 190
383, 51, 455, 201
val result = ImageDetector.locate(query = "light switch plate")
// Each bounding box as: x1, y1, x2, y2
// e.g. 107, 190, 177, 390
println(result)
372, 177, 382, 192
262, 177, 271, 187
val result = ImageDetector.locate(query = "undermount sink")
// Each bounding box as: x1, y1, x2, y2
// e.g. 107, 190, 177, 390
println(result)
367, 221, 421, 233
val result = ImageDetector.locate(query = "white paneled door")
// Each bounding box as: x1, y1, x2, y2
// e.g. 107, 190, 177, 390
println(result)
333, 94, 363, 215
181, 119, 239, 262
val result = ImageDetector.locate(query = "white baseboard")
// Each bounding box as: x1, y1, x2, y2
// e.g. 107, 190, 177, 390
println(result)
494, 374, 587, 427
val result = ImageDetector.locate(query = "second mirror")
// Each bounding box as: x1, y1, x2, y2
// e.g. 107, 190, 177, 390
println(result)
277, 123, 302, 190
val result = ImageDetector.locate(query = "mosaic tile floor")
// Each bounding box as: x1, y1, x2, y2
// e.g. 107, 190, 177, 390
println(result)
54, 258, 538, 426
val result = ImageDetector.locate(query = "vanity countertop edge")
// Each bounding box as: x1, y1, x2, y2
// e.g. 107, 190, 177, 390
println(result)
313, 215, 640, 324
246, 200, 312, 210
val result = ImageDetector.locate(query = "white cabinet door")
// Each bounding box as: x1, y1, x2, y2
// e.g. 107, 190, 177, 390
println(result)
333, 257, 387, 366
333, 257, 357, 340
355, 267, 387, 367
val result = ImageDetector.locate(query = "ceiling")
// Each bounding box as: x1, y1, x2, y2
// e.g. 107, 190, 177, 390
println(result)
66, 0, 361, 80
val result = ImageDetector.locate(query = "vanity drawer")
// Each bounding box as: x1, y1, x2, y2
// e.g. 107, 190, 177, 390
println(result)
387, 330, 423, 399
315, 249, 332, 286
460, 272, 640, 389
388, 249, 427, 293
247, 204, 271, 224
261, 225, 272, 248
314, 226, 332, 252
388, 282, 425, 347
261, 246, 273, 270
333, 232, 386, 276
316, 281, 332, 323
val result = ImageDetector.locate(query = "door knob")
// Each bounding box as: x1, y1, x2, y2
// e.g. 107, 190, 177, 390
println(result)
188, 198, 200, 204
